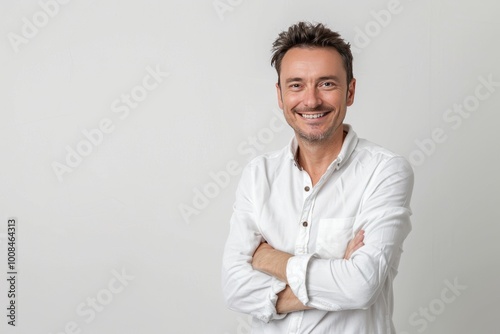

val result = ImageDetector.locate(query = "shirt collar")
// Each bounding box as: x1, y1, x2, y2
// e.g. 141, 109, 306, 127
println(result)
287, 123, 359, 171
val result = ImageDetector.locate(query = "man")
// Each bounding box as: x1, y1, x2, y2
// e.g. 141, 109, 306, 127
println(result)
222, 21, 414, 333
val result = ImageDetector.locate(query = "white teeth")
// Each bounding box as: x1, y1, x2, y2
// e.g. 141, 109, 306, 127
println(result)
301, 113, 325, 119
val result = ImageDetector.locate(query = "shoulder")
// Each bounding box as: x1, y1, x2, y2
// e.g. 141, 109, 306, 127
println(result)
246, 146, 289, 170
240, 145, 291, 181
353, 138, 413, 177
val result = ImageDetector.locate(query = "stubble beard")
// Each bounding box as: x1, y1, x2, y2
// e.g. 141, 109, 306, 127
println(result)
296, 125, 335, 143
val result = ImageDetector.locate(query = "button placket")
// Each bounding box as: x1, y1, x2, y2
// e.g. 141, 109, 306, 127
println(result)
295, 163, 334, 256
295, 171, 313, 255
295, 205, 311, 255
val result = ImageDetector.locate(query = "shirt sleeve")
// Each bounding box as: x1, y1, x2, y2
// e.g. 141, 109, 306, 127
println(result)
221, 162, 287, 323
286, 156, 414, 311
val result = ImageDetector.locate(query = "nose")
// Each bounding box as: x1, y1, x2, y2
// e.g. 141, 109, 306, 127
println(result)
303, 87, 321, 109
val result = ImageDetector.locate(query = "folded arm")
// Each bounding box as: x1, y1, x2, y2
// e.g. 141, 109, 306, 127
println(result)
222, 156, 413, 318
252, 230, 365, 314
253, 157, 413, 312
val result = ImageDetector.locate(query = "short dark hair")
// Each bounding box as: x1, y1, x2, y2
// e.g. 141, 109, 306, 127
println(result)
271, 22, 353, 86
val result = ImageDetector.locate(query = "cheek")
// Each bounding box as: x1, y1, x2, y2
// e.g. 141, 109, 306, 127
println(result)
321, 91, 340, 102
282, 93, 301, 109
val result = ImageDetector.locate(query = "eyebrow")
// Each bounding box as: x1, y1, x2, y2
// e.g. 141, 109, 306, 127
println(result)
318, 75, 341, 83
284, 75, 341, 84
284, 77, 304, 84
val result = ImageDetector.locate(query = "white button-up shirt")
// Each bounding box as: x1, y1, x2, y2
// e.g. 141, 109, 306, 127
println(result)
222, 124, 414, 333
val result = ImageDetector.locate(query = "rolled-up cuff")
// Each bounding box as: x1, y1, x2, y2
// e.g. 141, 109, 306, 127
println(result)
254, 277, 287, 323
286, 254, 315, 305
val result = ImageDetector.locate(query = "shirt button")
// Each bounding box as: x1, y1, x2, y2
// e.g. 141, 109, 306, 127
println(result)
302, 221, 308, 227
304, 186, 310, 192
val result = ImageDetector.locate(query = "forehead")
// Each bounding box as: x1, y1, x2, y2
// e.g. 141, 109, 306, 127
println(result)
280, 47, 346, 81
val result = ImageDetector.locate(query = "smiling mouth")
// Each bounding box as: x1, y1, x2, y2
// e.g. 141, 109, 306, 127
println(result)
298, 111, 331, 119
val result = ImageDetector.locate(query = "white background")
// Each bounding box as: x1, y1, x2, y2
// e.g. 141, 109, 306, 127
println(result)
1, 0, 499, 333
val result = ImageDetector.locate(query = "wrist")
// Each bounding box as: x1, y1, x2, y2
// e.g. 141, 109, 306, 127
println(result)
265, 250, 292, 282
276, 285, 311, 314
252, 244, 292, 282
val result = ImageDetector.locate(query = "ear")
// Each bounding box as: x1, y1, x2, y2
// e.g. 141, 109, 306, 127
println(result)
276, 82, 283, 109
346, 78, 356, 106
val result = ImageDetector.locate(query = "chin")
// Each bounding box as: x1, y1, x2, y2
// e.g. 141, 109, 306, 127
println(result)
298, 132, 329, 142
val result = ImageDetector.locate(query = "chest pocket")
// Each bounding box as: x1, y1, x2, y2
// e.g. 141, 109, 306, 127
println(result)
315, 217, 356, 259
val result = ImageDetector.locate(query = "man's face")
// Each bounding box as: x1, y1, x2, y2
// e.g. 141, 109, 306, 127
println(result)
276, 47, 355, 144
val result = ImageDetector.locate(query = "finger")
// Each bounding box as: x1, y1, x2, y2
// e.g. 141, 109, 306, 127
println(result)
352, 230, 365, 245
354, 229, 365, 241
344, 231, 365, 259
344, 241, 356, 259
349, 233, 361, 248
344, 242, 363, 259
352, 241, 364, 252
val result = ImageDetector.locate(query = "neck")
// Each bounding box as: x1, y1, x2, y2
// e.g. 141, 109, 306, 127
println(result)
296, 125, 346, 186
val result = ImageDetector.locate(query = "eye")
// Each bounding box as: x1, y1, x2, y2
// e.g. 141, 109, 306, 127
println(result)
289, 83, 302, 90
321, 81, 336, 88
